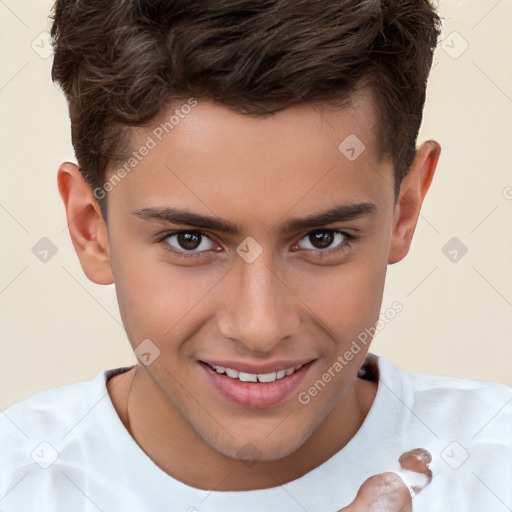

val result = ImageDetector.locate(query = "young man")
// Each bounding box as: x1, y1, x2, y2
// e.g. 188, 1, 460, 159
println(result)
1, 1, 510, 511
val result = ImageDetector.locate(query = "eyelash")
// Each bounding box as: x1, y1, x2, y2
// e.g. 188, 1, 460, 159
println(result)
156, 229, 357, 261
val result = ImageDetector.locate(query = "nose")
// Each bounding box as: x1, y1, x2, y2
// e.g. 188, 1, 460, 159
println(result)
216, 253, 301, 353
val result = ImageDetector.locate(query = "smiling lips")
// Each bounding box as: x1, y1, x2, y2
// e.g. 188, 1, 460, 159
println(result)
204, 362, 305, 383
200, 360, 315, 408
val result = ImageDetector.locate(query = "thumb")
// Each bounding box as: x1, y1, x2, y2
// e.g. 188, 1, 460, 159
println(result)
339, 472, 412, 512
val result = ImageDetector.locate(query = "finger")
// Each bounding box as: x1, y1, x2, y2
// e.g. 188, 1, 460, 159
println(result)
339, 472, 412, 512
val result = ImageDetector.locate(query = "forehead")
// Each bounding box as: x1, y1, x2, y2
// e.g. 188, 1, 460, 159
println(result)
107, 87, 394, 226
146, 86, 381, 164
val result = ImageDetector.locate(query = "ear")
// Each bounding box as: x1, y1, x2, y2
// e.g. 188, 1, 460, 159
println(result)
57, 162, 114, 284
388, 140, 441, 264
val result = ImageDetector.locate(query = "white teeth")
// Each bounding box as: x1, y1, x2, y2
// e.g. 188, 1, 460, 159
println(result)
212, 364, 298, 382
225, 368, 239, 379
257, 372, 277, 383
238, 372, 258, 382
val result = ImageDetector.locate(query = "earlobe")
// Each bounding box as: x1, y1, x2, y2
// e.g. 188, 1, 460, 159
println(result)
57, 162, 114, 285
388, 140, 441, 264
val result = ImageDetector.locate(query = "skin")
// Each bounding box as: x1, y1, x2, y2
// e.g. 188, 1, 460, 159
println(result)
57, 86, 440, 496
341, 449, 432, 511
341, 473, 412, 512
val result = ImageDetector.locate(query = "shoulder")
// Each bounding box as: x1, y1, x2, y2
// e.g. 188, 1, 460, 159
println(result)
0, 367, 133, 496
376, 353, 511, 407
374, 354, 511, 439
1, 366, 135, 428
401, 362, 511, 416
1, 371, 107, 435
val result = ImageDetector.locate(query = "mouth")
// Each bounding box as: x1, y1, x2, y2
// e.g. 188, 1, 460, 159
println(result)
199, 359, 316, 409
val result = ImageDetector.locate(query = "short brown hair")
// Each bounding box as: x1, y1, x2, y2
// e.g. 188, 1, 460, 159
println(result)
50, 0, 441, 220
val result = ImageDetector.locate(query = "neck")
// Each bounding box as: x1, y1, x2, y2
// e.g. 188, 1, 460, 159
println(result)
108, 364, 377, 491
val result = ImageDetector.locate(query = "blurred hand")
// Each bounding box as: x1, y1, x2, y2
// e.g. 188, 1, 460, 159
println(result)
338, 448, 432, 512
339, 472, 412, 512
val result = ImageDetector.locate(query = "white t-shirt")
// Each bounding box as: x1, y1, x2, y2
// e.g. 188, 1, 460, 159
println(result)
1, 354, 510, 512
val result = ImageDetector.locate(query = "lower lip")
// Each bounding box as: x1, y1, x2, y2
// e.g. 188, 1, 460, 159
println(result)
200, 361, 314, 409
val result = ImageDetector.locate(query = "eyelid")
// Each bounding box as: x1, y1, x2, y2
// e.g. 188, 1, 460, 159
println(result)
298, 227, 355, 240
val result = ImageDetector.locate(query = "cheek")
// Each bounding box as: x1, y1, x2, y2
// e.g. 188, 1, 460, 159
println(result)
111, 244, 227, 346
292, 253, 388, 341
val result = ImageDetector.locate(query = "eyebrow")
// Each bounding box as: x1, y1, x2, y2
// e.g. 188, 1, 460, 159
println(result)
132, 202, 376, 235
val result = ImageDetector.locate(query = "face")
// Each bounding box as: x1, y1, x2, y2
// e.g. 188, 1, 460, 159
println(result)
63, 87, 439, 464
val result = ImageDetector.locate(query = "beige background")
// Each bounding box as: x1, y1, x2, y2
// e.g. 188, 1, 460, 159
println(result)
1, 0, 511, 410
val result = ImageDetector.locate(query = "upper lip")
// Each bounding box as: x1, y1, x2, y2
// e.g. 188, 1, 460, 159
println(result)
200, 359, 315, 375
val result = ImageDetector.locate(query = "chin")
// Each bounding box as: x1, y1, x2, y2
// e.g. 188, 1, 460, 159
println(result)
212, 427, 309, 464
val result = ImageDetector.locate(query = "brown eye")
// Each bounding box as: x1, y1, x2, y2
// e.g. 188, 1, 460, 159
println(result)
164, 231, 215, 252
309, 231, 335, 249
176, 232, 201, 250
298, 230, 346, 251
